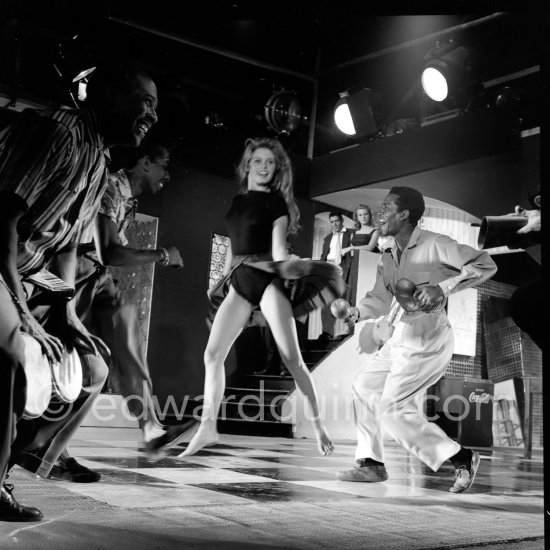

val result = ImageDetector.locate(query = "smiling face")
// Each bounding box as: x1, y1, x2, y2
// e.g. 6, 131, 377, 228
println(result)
356, 208, 372, 226
145, 151, 170, 195
106, 75, 159, 147
247, 147, 276, 191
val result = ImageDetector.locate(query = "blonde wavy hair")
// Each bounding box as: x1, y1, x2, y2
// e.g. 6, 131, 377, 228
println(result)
236, 137, 301, 234
352, 204, 373, 230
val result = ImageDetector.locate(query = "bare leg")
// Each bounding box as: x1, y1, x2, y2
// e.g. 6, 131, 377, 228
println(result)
178, 288, 254, 458
260, 283, 334, 456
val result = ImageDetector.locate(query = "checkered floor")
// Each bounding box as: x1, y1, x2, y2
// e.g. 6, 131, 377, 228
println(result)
1, 427, 544, 550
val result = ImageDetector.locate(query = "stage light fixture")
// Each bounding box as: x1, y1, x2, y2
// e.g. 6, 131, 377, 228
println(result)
73, 67, 96, 101
52, 36, 96, 106
421, 41, 473, 103
334, 86, 377, 137
264, 90, 302, 135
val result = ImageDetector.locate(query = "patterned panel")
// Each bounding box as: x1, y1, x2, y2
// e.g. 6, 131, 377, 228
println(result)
485, 322, 543, 381
208, 233, 230, 289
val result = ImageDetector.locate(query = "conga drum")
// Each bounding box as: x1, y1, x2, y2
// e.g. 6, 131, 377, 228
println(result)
21, 332, 52, 420
51, 347, 82, 403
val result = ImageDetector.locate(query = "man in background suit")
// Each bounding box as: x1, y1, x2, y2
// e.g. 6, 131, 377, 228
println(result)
319, 212, 352, 340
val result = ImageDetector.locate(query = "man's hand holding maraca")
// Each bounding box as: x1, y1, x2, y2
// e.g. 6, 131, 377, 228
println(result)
395, 278, 444, 312
414, 285, 445, 311
330, 298, 360, 328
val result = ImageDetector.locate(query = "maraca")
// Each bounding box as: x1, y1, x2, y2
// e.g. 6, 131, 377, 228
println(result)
330, 298, 353, 321
395, 278, 416, 297
394, 278, 421, 312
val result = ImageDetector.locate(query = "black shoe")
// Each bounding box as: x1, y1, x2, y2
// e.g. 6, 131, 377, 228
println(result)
280, 368, 290, 377
48, 457, 101, 483
0, 483, 43, 522
145, 419, 198, 458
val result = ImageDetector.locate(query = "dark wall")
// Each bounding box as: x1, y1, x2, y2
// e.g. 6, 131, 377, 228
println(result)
137, 161, 316, 403
137, 165, 235, 402
356, 134, 539, 220
311, 130, 539, 220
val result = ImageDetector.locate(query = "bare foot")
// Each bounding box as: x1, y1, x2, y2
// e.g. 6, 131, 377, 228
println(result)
314, 424, 334, 456
177, 425, 220, 458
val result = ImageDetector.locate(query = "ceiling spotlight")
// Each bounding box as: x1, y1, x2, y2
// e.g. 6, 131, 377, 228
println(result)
52, 36, 95, 107
264, 90, 302, 135
334, 85, 377, 137
73, 67, 96, 101
421, 41, 474, 103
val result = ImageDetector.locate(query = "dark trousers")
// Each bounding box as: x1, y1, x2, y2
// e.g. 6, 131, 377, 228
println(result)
74, 257, 159, 425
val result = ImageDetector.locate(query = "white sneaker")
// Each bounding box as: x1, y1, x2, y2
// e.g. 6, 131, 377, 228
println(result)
449, 450, 480, 493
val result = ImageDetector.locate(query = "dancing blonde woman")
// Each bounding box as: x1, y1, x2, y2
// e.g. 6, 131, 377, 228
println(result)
180, 137, 345, 458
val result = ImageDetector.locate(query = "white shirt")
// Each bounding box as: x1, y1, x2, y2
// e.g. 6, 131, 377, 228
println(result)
326, 228, 347, 264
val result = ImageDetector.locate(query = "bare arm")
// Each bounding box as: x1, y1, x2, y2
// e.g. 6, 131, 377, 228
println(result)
0, 193, 27, 303
49, 245, 109, 356
96, 213, 183, 268
0, 192, 64, 361
272, 216, 289, 261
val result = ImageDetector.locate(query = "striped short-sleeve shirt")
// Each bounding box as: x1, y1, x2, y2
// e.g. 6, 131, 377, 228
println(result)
0, 107, 110, 276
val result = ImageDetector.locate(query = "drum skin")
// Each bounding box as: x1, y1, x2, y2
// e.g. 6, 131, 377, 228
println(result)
21, 332, 52, 420
51, 347, 82, 403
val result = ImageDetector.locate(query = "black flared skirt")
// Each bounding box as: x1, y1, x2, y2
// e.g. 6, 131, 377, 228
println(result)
206, 255, 346, 328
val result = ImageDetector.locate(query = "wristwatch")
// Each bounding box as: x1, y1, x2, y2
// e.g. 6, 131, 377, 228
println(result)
157, 247, 170, 266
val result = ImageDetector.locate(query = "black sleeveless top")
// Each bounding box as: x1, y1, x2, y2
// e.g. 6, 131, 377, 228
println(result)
350, 230, 375, 247
224, 191, 289, 255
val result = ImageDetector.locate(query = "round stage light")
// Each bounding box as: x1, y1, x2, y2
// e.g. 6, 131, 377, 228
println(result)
421, 66, 449, 102
334, 100, 356, 135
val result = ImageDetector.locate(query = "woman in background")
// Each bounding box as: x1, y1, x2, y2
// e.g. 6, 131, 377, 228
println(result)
180, 137, 342, 458
342, 204, 380, 305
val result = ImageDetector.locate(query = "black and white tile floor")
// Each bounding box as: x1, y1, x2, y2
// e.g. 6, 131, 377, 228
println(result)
1, 427, 544, 550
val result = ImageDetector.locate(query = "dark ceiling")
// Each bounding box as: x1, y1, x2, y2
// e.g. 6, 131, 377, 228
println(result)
0, 1, 546, 165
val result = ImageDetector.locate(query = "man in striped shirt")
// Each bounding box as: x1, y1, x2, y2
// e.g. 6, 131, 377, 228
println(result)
0, 62, 159, 521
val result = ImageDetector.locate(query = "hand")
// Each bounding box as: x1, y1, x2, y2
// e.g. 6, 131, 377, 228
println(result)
514, 206, 541, 234
166, 246, 184, 268
414, 285, 445, 311
20, 310, 64, 363
65, 306, 111, 357
341, 247, 351, 255
344, 306, 360, 328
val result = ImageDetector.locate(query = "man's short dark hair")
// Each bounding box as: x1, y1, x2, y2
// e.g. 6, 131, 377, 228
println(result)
329, 211, 343, 221
85, 61, 152, 108
389, 186, 425, 225
124, 140, 170, 169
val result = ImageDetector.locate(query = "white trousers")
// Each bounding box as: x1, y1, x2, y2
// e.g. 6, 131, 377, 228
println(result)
352, 310, 461, 471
